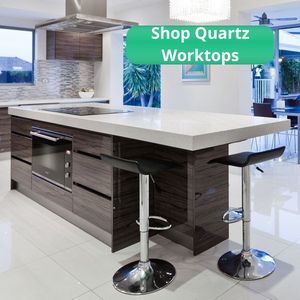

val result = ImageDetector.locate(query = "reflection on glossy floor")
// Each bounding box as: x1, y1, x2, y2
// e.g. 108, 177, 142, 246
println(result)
1, 149, 300, 300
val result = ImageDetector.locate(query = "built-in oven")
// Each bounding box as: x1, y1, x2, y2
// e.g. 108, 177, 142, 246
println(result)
31, 126, 72, 192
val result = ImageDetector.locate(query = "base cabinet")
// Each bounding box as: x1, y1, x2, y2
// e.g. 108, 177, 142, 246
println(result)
32, 175, 72, 211
0, 108, 11, 153
11, 158, 32, 189
73, 184, 111, 233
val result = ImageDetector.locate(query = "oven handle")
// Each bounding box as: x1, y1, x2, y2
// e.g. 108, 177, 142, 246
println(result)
30, 131, 60, 142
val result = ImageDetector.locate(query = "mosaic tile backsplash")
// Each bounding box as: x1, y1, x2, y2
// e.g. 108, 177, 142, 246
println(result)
0, 60, 94, 101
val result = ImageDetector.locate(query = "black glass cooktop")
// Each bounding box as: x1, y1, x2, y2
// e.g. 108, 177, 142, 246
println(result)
42, 107, 132, 116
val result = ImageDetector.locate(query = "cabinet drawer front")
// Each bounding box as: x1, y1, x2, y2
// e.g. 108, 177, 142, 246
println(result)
11, 158, 31, 189
11, 134, 32, 163
0, 138, 10, 153
73, 130, 112, 156
0, 117, 11, 134
0, 108, 8, 116
73, 152, 111, 196
0, 109, 10, 134
32, 175, 72, 211
73, 185, 111, 233
11, 117, 32, 137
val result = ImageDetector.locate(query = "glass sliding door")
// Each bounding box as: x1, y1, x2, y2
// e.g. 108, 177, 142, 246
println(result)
278, 27, 300, 99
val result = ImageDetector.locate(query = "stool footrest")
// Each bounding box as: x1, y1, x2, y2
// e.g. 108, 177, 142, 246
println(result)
136, 216, 172, 231
222, 207, 243, 223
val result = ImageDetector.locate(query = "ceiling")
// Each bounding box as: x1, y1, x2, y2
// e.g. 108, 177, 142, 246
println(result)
251, 7, 300, 27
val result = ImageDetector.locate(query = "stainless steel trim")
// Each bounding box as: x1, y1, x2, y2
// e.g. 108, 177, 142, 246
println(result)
30, 131, 60, 142
136, 216, 172, 231
31, 126, 73, 141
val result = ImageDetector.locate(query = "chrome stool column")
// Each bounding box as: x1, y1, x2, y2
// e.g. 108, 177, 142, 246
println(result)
101, 154, 183, 294
208, 146, 285, 281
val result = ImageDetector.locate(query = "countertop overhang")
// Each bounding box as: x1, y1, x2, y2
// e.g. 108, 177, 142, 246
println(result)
8, 103, 290, 151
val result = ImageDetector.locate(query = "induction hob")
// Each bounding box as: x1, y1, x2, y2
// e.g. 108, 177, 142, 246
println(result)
42, 107, 132, 116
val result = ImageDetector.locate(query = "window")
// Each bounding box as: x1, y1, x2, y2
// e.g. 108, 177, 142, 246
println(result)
0, 26, 34, 85
123, 37, 161, 108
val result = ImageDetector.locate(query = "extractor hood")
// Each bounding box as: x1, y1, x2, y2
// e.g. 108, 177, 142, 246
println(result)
35, 0, 138, 34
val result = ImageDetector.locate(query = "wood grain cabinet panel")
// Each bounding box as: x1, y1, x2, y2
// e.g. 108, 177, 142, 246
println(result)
11, 117, 32, 137
73, 129, 112, 156
32, 175, 72, 211
0, 108, 11, 153
11, 134, 32, 163
79, 34, 102, 61
47, 31, 102, 61
11, 158, 32, 189
73, 185, 111, 233
47, 31, 80, 60
73, 152, 111, 196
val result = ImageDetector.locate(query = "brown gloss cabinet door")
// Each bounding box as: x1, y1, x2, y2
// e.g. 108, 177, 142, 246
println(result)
11, 158, 32, 189
0, 108, 11, 153
11, 117, 32, 137
32, 175, 72, 211
73, 152, 112, 197
11, 134, 32, 163
73, 184, 111, 233
73, 129, 112, 157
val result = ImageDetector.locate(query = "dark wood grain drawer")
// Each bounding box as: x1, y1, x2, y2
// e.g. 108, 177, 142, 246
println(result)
73, 152, 111, 196
11, 117, 32, 137
32, 175, 72, 211
0, 108, 8, 116
11, 158, 31, 189
0, 108, 10, 133
11, 134, 32, 163
73, 185, 111, 233
0, 134, 10, 153
73, 130, 112, 156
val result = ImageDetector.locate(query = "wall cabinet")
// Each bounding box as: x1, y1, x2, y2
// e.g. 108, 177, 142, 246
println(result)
47, 31, 102, 61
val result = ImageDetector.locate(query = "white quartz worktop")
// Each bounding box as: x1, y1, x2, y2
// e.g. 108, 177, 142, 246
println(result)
8, 103, 290, 151
0, 98, 108, 108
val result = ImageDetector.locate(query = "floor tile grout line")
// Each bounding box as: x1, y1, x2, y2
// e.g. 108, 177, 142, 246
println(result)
48, 255, 92, 292
92, 280, 113, 293
17, 225, 94, 257
213, 282, 240, 300
0, 255, 47, 277
72, 290, 104, 300
239, 283, 274, 300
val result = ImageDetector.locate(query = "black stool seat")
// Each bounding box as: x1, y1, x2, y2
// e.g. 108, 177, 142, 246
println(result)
101, 154, 184, 175
208, 146, 285, 167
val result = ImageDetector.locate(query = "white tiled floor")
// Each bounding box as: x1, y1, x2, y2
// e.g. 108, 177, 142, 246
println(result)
1, 149, 300, 299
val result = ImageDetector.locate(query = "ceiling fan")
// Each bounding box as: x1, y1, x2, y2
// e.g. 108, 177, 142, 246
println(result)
252, 12, 297, 25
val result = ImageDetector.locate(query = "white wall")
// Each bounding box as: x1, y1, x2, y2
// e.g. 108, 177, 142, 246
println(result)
94, 31, 124, 105
113, 0, 300, 115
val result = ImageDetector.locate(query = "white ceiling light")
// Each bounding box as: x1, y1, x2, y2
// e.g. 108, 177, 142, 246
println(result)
169, 0, 231, 23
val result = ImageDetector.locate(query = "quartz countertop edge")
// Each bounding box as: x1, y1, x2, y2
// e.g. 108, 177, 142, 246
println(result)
8, 103, 290, 151
0, 97, 109, 108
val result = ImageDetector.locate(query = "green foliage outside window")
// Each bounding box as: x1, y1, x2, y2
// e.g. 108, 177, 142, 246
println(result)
280, 59, 300, 94
123, 43, 161, 107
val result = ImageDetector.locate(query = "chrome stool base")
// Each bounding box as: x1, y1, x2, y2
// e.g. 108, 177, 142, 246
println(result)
218, 248, 276, 281
113, 259, 176, 295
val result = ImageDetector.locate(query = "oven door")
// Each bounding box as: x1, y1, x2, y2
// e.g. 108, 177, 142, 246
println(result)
31, 127, 72, 191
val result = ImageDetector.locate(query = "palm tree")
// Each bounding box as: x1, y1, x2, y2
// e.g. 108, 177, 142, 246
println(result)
123, 42, 161, 107
146, 64, 161, 107
123, 43, 147, 106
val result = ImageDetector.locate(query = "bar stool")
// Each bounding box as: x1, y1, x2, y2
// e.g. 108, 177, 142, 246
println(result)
100, 154, 184, 295
208, 146, 285, 280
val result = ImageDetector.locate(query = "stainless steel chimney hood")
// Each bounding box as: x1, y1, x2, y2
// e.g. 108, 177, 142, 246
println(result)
35, 0, 138, 34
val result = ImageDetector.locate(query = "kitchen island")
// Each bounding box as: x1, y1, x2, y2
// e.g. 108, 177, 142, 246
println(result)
8, 103, 290, 255
0, 98, 108, 153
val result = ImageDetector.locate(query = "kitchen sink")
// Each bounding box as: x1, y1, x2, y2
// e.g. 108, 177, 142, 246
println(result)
42, 107, 133, 116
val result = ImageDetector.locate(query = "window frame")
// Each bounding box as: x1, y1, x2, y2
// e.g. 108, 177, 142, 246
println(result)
0, 25, 35, 86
